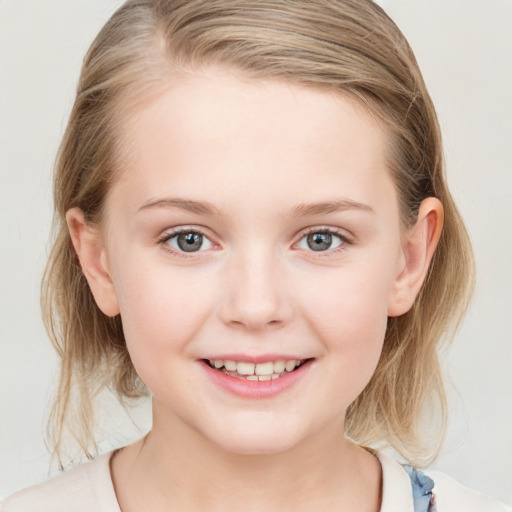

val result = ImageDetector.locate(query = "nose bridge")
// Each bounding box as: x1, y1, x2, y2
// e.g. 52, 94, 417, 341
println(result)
220, 240, 291, 330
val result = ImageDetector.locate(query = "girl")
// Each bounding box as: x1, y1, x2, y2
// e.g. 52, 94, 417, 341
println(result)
1, 0, 510, 510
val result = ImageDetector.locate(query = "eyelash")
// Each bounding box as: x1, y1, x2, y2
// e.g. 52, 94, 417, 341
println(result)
156, 226, 353, 259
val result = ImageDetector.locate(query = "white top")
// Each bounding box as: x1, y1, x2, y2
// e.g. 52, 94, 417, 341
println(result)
1, 450, 510, 511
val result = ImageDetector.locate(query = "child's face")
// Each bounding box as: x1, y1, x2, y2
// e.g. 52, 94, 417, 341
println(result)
97, 67, 408, 454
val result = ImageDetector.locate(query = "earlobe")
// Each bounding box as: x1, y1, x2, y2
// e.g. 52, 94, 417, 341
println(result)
66, 208, 120, 317
387, 197, 444, 317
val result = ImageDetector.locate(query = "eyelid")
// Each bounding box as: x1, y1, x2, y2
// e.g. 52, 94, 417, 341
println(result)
298, 226, 354, 242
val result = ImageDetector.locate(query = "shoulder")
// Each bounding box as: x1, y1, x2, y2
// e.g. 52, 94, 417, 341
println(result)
425, 469, 511, 512
0, 451, 120, 512
376, 451, 510, 512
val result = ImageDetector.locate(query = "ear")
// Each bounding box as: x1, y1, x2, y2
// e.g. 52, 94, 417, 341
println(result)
387, 197, 444, 317
66, 207, 120, 317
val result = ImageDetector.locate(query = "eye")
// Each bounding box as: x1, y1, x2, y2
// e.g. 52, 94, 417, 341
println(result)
158, 227, 350, 257
160, 228, 214, 253
297, 229, 347, 252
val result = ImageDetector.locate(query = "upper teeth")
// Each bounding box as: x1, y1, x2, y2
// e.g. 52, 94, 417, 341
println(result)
209, 359, 303, 376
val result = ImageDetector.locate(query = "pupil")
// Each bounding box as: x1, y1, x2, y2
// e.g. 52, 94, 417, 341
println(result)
178, 232, 202, 252
308, 232, 332, 251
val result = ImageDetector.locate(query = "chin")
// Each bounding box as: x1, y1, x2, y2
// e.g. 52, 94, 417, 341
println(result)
216, 435, 299, 456
204, 419, 305, 456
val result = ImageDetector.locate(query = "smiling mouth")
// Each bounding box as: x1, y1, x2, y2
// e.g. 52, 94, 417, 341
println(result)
203, 358, 311, 381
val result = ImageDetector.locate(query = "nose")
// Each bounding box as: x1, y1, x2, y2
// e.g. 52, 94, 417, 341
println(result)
218, 246, 293, 331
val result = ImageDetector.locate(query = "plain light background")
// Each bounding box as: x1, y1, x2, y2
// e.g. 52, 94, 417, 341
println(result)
1, 0, 511, 504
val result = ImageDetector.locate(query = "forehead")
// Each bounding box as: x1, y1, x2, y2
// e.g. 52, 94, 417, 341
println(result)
111, 66, 396, 219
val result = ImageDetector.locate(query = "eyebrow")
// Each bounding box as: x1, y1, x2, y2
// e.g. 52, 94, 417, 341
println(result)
290, 199, 374, 217
138, 197, 222, 216
138, 197, 374, 217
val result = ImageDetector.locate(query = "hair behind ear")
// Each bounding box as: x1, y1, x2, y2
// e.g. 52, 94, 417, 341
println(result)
41, 215, 143, 468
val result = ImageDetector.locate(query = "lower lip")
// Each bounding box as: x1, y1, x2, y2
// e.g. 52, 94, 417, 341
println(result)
199, 360, 313, 399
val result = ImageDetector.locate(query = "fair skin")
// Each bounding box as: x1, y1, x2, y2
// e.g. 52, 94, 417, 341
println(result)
67, 67, 443, 512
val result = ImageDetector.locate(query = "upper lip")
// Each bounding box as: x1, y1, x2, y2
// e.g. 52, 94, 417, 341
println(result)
200, 354, 312, 364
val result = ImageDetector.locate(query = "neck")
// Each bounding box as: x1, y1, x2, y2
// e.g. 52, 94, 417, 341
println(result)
110, 407, 382, 512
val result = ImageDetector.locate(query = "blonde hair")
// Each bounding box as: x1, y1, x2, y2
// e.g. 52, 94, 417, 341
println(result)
42, 0, 474, 468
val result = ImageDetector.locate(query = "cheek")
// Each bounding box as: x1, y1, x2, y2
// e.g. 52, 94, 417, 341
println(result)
111, 259, 213, 367
302, 262, 393, 336
297, 260, 394, 381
